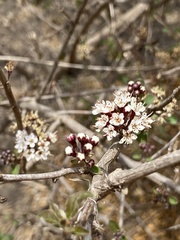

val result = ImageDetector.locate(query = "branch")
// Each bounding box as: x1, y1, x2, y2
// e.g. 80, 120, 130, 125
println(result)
86, 2, 149, 47
0, 68, 23, 130
69, 0, 115, 63
108, 149, 180, 192
147, 86, 180, 114
0, 167, 84, 182
119, 153, 180, 195
39, 0, 89, 98
90, 142, 121, 200
0, 55, 163, 73
19, 99, 94, 137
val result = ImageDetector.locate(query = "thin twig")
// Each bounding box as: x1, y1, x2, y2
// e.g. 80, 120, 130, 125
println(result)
124, 200, 157, 239
160, 66, 180, 76
0, 55, 163, 72
86, 2, 149, 46
69, 0, 114, 63
0, 68, 23, 130
147, 86, 180, 114
0, 167, 84, 182
39, 0, 89, 98
151, 131, 180, 160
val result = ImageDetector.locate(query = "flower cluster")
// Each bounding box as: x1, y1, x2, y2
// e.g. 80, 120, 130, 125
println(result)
65, 133, 99, 167
0, 150, 20, 166
14, 129, 57, 162
139, 142, 155, 154
92, 82, 154, 144
12, 111, 57, 162
11, 111, 46, 137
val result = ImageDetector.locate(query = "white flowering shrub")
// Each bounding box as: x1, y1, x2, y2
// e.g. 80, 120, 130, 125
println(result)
14, 129, 57, 161
92, 82, 154, 144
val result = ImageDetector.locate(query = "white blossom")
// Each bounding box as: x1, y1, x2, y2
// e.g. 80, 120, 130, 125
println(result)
114, 91, 131, 108
25, 132, 38, 148
23, 149, 35, 162
140, 113, 154, 128
35, 148, 50, 161
128, 117, 145, 134
45, 132, 57, 143
92, 100, 115, 115
119, 130, 137, 144
15, 138, 28, 153
15, 130, 28, 153
129, 98, 146, 116
93, 89, 154, 145
109, 112, 124, 126
103, 125, 118, 141
14, 129, 56, 162
95, 114, 109, 132
38, 139, 50, 151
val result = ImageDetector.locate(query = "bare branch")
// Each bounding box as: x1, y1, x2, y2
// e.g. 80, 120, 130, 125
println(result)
87, 2, 149, 47
147, 86, 180, 114
151, 131, 180, 160
0, 55, 163, 73
119, 153, 180, 195
19, 99, 94, 136
69, 0, 115, 63
0, 68, 23, 130
108, 150, 180, 191
39, 0, 89, 98
0, 167, 84, 182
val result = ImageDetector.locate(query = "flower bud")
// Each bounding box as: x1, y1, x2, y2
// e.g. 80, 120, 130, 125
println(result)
90, 135, 99, 146
66, 133, 77, 147
83, 143, 93, 154
76, 152, 85, 161
65, 146, 75, 156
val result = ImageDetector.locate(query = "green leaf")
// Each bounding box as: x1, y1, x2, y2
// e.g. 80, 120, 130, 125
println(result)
72, 226, 89, 236
11, 165, 20, 174
168, 195, 178, 205
137, 132, 147, 142
146, 157, 152, 162
166, 115, 178, 125
108, 220, 120, 232
89, 166, 102, 175
66, 191, 93, 219
144, 94, 155, 106
50, 203, 67, 221
38, 210, 60, 226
